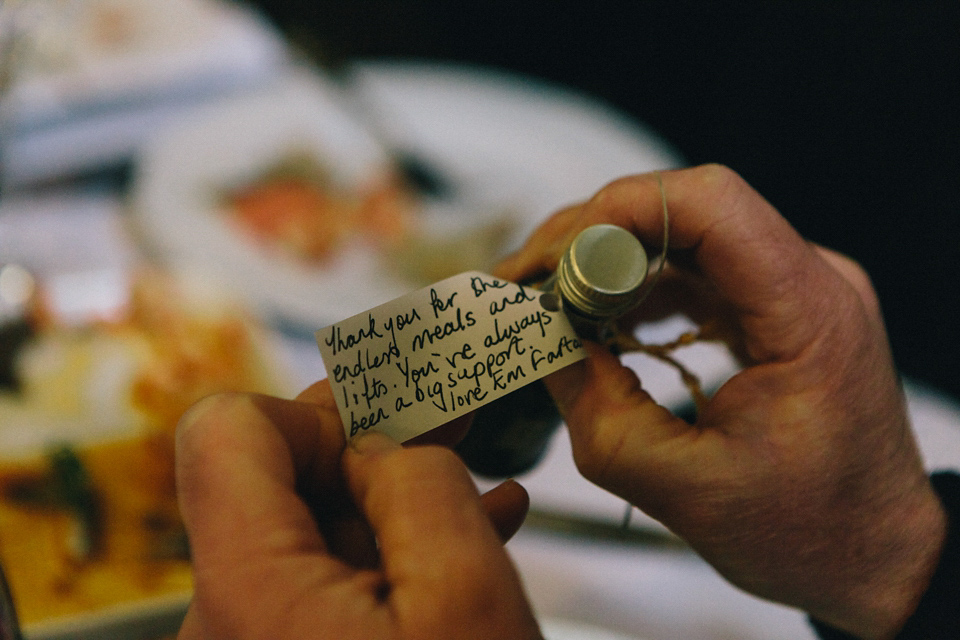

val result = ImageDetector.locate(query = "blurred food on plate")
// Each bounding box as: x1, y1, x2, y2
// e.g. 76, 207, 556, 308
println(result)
217, 149, 517, 283
219, 151, 414, 264
0, 0, 288, 188
0, 269, 289, 627
130, 69, 525, 327
387, 207, 517, 285
2, 0, 285, 124
0, 439, 189, 627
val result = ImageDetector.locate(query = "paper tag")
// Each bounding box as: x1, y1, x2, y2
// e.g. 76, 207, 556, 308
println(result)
315, 271, 587, 442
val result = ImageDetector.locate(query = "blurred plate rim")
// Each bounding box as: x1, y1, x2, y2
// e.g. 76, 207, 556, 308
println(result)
130, 60, 682, 329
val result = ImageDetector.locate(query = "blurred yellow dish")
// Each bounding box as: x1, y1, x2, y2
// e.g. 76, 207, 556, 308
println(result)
0, 270, 290, 628
0, 437, 190, 626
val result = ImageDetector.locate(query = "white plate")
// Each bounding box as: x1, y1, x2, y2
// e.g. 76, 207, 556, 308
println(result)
541, 618, 649, 640
131, 61, 682, 329
22, 593, 189, 640
1, 0, 284, 131
20, 598, 646, 640
349, 60, 681, 224
23, 603, 645, 640
0, 0, 287, 187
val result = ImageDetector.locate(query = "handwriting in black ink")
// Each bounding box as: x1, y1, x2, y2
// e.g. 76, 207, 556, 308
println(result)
489, 284, 537, 315
444, 343, 476, 368
324, 314, 384, 356
470, 275, 508, 297
429, 288, 458, 318
531, 335, 583, 371
350, 407, 389, 436
411, 308, 476, 351
483, 310, 552, 348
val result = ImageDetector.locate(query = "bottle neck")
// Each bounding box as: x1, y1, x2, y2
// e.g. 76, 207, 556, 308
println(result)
543, 223, 649, 342
561, 302, 616, 343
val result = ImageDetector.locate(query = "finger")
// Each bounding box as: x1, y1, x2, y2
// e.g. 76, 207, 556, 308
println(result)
297, 378, 477, 560
405, 412, 474, 448
295, 378, 339, 407
177, 605, 204, 640
343, 432, 535, 631
480, 479, 530, 542
175, 392, 349, 582
296, 379, 476, 562
597, 168, 855, 361
616, 266, 723, 325
296, 379, 475, 561
814, 245, 882, 318
507, 165, 847, 363
495, 203, 585, 281
543, 342, 692, 492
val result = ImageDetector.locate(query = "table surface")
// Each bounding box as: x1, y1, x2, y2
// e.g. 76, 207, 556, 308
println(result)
2, 3, 959, 639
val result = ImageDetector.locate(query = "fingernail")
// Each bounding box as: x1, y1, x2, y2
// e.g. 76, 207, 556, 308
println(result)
349, 430, 401, 455
176, 393, 241, 432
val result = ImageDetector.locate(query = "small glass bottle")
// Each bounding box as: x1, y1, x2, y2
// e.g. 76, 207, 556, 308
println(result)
456, 224, 649, 477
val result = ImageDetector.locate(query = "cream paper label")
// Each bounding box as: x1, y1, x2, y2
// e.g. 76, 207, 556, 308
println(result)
316, 272, 586, 442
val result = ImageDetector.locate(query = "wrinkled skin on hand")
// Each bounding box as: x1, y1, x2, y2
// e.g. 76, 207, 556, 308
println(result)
497, 165, 946, 640
175, 383, 541, 640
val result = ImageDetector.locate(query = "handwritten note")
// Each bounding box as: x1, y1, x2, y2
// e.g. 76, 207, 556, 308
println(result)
315, 272, 586, 442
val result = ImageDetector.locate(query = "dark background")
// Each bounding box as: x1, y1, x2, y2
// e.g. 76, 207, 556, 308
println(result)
253, 1, 960, 399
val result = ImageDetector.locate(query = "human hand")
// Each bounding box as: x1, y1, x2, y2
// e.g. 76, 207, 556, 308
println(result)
496, 165, 946, 639
175, 381, 541, 640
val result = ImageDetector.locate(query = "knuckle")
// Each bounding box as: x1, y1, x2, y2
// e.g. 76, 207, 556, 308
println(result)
836, 256, 882, 314
692, 163, 753, 215
694, 162, 744, 192
588, 173, 654, 211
